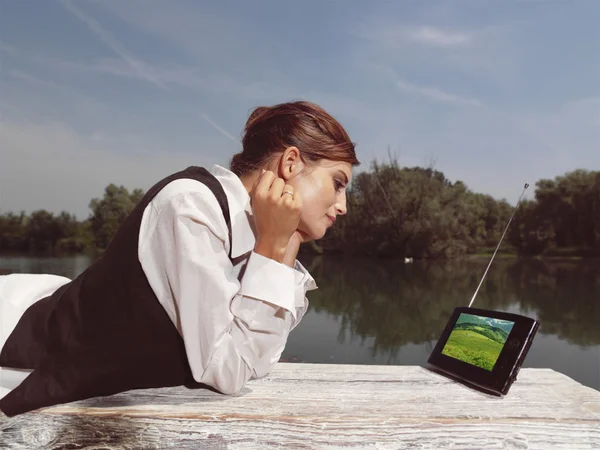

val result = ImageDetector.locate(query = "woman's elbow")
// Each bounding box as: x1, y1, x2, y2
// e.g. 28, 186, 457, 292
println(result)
193, 357, 252, 395
213, 380, 245, 395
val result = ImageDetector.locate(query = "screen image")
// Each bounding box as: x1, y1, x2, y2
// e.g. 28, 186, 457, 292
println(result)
441, 313, 515, 371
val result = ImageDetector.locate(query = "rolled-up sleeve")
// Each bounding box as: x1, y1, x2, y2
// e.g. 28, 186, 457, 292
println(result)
138, 190, 312, 395
238, 252, 297, 320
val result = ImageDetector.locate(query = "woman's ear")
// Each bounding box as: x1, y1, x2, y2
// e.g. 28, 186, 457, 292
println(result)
279, 146, 303, 181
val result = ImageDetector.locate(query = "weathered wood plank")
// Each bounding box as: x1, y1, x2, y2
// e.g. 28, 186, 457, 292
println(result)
1, 364, 599, 449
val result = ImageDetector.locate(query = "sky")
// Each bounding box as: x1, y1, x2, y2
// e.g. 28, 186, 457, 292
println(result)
1, 0, 599, 219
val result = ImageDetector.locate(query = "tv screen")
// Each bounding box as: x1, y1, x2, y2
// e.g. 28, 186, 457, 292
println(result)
441, 313, 515, 371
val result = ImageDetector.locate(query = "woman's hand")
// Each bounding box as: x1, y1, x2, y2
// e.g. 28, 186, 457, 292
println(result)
251, 170, 303, 265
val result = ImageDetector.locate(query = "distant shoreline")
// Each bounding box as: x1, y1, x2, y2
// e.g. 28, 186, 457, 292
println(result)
465, 254, 600, 261
0, 244, 600, 263
3, 251, 598, 261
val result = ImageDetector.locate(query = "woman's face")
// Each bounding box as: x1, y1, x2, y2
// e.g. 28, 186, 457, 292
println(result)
288, 159, 352, 241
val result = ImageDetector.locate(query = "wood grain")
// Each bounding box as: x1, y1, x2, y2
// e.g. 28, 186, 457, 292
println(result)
1, 364, 598, 449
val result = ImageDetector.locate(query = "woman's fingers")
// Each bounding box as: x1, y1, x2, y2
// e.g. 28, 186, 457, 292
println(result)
269, 178, 286, 200
292, 189, 302, 211
282, 184, 294, 196
252, 170, 275, 199
250, 170, 304, 254
254, 171, 295, 203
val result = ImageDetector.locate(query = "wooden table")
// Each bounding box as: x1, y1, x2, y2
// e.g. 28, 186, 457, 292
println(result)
1, 364, 599, 449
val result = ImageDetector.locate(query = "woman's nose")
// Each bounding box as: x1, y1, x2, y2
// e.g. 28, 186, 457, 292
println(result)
335, 196, 347, 215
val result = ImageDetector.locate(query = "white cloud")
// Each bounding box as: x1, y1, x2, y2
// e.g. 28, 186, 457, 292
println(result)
356, 24, 472, 49
57, 0, 167, 90
358, 64, 482, 106
26, 55, 138, 80
5, 69, 114, 125
55, 1, 243, 144
8, 70, 104, 111
352, 16, 522, 88
407, 26, 471, 47
93, 0, 290, 83
0, 121, 228, 219
395, 77, 481, 106
200, 113, 240, 144
28, 54, 281, 102
0, 40, 18, 54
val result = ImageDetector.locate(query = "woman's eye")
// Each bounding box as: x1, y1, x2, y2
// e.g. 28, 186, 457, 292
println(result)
334, 180, 345, 192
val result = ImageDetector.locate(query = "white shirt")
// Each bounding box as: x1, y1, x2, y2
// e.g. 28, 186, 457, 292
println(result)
138, 164, 317, 393
0, 164, 317, 398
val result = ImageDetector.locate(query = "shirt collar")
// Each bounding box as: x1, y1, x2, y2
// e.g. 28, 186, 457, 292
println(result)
210, 164, 256, 258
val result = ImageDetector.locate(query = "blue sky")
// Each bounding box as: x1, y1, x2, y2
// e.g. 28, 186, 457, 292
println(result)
1, 0, 599, 219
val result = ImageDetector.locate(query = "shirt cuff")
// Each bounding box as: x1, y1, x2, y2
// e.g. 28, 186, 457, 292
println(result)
293, 259, 318, 292
291, 259, 317, 329
239, 251, 297, 320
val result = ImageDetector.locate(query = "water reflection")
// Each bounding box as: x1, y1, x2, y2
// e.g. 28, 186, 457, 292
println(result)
1, 254, 598, 390
0, 254, 93, 279
286, 255, 600, 390
300, 256, 600, 350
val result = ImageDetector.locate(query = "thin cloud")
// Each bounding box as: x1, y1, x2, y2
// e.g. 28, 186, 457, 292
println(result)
9, 70, 50, 85
396, 78, 481, 106
31, 54, 274, 100
372, 65, 481, 106
356, 24, 472, 49
407, 26, 471, 47
0, 40, 18, 54
57, 0, 167, 90
8, 69, 109, 113
0, 121, 225, 218
200, 113, 240, 144
57, 0, 238, 143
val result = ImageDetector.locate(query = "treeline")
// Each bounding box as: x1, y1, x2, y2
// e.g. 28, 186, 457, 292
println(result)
0, 159, 598, 258
0, 185, 143, 254
321, 158, 599, 258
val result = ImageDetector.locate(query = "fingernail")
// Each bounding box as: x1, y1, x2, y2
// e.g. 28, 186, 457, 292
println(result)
262, 169, 266, 174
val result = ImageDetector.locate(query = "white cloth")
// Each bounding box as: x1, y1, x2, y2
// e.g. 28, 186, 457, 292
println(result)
0, 274, 72, 400
0, 164, 317, 399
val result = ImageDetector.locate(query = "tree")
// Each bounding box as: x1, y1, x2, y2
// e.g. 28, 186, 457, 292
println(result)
1, 157, 597, 258
26, 210, 62, 252
0, 212, 29, 251
508, 170, 600, 256
89, 185, 145, 249
325, 157, 502, 259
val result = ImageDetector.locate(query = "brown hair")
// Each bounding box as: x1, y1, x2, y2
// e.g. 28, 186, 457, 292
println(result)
230, 100, 360, 176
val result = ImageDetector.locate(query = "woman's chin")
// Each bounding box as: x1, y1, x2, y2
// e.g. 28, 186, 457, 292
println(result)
312, 227, 328, 241
297, 226, 321, 242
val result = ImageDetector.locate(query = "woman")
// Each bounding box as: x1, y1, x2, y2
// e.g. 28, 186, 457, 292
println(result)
0, 100, 360, 416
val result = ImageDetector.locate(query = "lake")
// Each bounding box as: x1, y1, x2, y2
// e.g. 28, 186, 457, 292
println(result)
1, 254, 598, 392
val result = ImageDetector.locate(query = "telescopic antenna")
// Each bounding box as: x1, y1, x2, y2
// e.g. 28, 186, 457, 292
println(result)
468, 183, 530, 308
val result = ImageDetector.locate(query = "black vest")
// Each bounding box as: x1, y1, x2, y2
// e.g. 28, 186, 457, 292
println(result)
0, 166, 232, 417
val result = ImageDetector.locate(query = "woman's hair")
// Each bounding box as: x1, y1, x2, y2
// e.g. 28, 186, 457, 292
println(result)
230, 100, 360, 176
